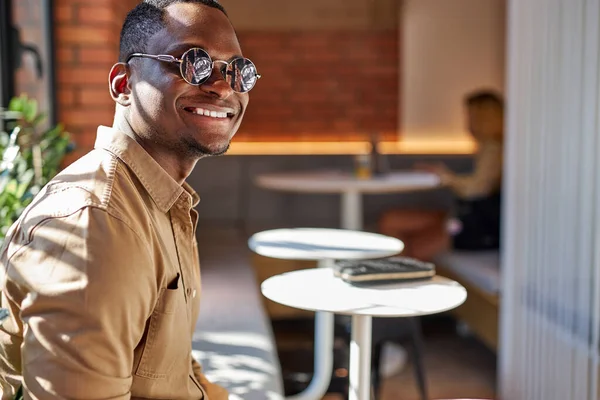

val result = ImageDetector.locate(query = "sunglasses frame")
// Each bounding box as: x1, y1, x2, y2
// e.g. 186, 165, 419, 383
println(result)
126, 47, 261, 93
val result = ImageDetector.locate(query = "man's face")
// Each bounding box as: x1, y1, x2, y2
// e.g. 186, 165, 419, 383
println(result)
128, 3, 248, 158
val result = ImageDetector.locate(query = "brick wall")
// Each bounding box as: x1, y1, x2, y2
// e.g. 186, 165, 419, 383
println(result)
12, 0, 399, 163
236, 31, 399, 142
225, 0, 400, 142
53, 0, 137, 163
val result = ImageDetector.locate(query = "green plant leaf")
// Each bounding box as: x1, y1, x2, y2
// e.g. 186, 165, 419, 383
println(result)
33, 113, 46, 127
24, 99, 38, 123
0, 94, 71, 242
8, 96, 23, 112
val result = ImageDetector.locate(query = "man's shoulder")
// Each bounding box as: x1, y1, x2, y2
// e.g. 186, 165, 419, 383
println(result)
45, 150, 115, 204
12, 149, 146, 243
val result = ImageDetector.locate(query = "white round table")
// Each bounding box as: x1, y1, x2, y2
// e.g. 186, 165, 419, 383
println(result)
255, 170, 440, 230
248, 228, 404, 400
262, 269, 467, 400
248, 227, 404, 261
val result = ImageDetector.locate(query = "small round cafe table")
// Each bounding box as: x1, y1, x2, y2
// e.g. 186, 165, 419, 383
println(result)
262, 268, 467, 400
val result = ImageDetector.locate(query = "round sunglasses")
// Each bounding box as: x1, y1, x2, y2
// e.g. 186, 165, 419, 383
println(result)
126, 48, 261, 93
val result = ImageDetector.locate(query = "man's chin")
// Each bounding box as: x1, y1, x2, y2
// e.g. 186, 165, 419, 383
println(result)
205, 144, 230, 156
191, 141, 230, 157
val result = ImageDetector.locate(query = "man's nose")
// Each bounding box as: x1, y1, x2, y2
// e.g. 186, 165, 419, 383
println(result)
199, 67, 233, 99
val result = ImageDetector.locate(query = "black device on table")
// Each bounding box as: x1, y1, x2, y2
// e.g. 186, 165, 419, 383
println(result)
333, 256, 435, 285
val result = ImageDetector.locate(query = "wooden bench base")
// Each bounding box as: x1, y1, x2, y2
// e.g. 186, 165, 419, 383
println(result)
436, 264, 500, 352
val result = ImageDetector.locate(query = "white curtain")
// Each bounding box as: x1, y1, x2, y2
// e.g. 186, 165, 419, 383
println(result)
500, 0, 600, 399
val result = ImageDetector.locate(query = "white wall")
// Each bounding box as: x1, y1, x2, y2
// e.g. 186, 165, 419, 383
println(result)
400, 0, 506, 141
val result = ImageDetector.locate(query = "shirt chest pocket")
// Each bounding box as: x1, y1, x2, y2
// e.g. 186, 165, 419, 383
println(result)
135, 286, 190, 379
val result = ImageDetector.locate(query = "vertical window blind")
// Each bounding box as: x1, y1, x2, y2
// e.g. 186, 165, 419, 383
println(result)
500, 0, 600, 399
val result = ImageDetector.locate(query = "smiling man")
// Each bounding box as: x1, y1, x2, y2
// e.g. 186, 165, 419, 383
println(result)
0, 1, 259, 399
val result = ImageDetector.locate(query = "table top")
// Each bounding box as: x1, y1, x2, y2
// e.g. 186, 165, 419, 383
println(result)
261, 268, 467, 317
255, 170, 440, 194
248, 228, 404, 261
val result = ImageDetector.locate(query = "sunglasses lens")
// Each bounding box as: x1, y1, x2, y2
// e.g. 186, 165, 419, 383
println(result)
227, 58, 259, 93
180, 48, 259, 92
180, 48, 212, 85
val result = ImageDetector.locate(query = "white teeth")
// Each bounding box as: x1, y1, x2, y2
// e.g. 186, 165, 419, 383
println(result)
190, 107, 229, 119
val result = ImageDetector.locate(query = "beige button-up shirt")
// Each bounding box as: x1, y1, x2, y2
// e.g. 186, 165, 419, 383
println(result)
0, 127, 226, 399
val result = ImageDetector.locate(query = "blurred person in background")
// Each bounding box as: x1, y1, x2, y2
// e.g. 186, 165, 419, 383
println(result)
379, 90, 504, 260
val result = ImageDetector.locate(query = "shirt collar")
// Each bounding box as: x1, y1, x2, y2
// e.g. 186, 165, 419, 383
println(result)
94, 126, 200, 212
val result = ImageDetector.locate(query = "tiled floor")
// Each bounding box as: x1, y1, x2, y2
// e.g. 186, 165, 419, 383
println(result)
343, 334, 496, 400
273, 317, 497, 400
197, 227, 497, 400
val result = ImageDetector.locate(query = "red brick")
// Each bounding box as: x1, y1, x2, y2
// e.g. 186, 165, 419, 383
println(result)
57, 26, 117, 45
58, 66, 112, 85
58, 89, 76, 107
72, 131, 99, 149
77, 6, 115, 24
79, 48, 118, 65
56, 47, 76, 64
56, 0, 113, 6
80, 88, 112, 106
61, 108, 114, 128
55, 5, 75, 23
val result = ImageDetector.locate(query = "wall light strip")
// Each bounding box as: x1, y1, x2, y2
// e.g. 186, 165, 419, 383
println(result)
226, 140, 477, 156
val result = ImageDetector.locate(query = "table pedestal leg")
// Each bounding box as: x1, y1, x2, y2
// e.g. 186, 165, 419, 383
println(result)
341, 190, 362, 231
349, 315, 372, 400
287, 259, 335, 400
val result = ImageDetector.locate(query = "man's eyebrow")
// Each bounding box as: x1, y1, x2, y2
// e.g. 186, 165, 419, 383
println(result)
164, 43, 243, 61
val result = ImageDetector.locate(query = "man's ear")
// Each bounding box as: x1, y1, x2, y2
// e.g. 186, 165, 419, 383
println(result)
109, 63, 132, 106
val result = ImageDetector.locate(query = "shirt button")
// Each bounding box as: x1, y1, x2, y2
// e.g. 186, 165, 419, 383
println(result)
192, 289, 197, 298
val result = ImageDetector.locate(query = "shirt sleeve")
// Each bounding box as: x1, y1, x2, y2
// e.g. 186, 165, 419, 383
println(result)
441, 141, 503, 199
4, 206, 157, 399
191, 357, 229, 400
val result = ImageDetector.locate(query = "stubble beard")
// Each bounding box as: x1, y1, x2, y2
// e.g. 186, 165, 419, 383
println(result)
183, 137, 231, 158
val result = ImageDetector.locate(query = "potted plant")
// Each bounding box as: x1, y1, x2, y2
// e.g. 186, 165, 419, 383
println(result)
0, 94, 73, 243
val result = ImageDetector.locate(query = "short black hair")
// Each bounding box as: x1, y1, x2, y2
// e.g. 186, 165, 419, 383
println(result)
119, 0, 227, 62
465, 90, 504, 110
